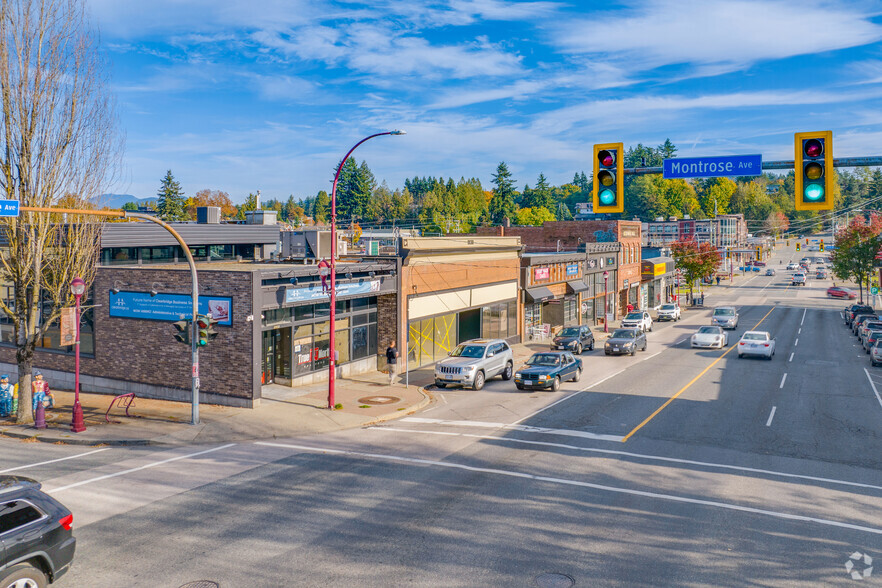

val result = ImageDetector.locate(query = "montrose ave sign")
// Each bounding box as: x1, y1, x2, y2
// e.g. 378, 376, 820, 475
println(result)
663, 154, 763, 179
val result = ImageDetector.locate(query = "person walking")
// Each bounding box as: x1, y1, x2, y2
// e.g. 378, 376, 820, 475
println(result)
386, 340, 400, 386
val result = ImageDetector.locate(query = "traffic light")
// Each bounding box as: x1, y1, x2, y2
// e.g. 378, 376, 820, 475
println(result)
173, 320, 190, 345
195, 314, 219, 346
726, 249, 731, 259
820, 239, 825, 252
786, 240, 790, 246
796, 242, 801, 252
593, 142, 624, 213
794, 131, 833, 211
805, 239, 809, 244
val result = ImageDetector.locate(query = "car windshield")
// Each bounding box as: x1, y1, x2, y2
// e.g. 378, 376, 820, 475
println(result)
660, 304, 676, 310
742, 333, 768, 341
611, 329, 636, 339
526, 354, 561, 366
450, 344, 485, 358
558, 327, 580, 337
626, 313, 643, 319
713, 308, 735, 316
697, 327, 720, 334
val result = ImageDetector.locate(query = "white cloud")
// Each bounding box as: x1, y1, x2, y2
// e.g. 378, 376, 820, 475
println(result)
555, 0, 882, 71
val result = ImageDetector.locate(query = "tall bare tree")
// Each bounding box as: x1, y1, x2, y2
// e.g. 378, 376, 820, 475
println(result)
0, 0, 121, 423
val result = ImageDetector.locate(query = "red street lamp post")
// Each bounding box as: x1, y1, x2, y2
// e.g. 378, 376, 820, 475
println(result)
603, 270, 609, 333
70, 276, 86, 433
328, 130, 405, 409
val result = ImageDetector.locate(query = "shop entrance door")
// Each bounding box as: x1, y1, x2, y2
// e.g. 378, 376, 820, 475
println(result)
458, 309, 481, 342
262, 331, 275, 384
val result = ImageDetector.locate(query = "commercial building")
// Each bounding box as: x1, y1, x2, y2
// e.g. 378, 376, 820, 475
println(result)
641, 257, 677, 309
521, 252, 587, 339
642, 214, 748, 250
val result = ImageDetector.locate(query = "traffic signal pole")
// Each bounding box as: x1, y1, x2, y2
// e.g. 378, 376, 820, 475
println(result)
21, 206, 202, 425
621, 156, 882, 176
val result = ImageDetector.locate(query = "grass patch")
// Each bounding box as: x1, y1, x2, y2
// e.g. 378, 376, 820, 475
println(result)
358, 405, 371, 408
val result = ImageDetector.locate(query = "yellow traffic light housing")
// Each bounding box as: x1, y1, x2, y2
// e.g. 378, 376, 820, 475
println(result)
794, 131, 833, 211
593, 143, 624, 213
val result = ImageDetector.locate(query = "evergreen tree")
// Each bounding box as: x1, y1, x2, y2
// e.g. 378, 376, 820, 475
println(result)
336, 159, 374, 221
313, 190, 330, 224
489, 162, 517, 223
156, 170, 187, 221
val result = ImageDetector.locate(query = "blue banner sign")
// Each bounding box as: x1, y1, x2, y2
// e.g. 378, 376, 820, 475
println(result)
0, 200, 20, 217
286, 280, 381, 304
109, 291, 233, 325
663, 154, 762, 179
566, 263, 579, 276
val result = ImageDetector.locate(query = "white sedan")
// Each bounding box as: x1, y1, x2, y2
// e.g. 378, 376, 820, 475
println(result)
737, 331, 776, 359
691, 326, 728, 349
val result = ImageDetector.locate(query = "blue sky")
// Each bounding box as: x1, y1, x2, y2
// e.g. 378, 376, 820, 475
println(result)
90, 0, 882, 204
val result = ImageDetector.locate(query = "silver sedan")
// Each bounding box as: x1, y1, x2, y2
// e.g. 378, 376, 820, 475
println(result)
691, 326, 728, 349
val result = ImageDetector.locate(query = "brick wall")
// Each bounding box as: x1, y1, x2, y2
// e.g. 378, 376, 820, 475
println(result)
376, 293, 398, 354
0, 267, 258, 407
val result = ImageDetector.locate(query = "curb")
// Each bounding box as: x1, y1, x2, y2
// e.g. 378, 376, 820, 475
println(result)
0, 427, 153, 446
363, 386, 433, 427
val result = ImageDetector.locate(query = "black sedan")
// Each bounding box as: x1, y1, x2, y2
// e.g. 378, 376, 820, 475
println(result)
514, 351, 582, 391
550, 325, 595, 354
604, 328, 647, 356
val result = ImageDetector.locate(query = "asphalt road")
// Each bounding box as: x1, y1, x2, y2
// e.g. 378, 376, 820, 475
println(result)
3, 242, 881, 587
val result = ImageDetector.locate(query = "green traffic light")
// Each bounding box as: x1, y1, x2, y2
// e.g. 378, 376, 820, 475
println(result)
599, 189, 615, 206
804, 183, 824, 201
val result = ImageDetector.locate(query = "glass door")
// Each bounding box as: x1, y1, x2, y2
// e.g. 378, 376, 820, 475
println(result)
262, 331, 275, 384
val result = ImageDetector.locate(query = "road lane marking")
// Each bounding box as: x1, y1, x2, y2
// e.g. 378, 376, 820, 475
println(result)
402, 417, 623, 442
509, 367, 627, 425
621, 306, 777, 442
863, 368, 882, 411
0, 448, 110, 474
779, 374, 787, 389
256, 441, 882, 537
47, 444, 236, 494
789, 352, 794, 362
801, 308, 807, 325
794, 338, 799, 347
798, 328, 801, 335
766, 406, 777, 427
375, 427, 882, 492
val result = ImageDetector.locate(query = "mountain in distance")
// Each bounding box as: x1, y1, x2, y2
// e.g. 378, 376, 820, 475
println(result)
95, 194, 157, 209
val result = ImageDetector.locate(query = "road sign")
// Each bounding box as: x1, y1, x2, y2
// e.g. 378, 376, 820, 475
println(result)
663, 154, 762, 179
872, 287, 879, 295
0, 200, 20, 217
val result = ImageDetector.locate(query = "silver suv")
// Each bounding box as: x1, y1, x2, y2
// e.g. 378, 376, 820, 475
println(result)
711, 306, 739, 329
434, 339, 514, 390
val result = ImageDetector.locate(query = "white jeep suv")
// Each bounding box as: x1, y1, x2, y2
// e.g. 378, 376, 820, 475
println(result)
621, 311, 653, 332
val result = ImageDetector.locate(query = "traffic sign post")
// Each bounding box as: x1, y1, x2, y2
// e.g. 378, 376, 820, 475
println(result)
0, 200, 20, 217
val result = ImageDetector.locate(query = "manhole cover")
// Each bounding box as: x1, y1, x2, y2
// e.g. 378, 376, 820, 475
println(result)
357, 395, 400, 405
535, 573, 575, 588
178, 582, 219, 588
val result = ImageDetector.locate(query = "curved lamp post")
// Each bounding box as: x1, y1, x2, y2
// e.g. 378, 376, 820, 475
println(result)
70, 276, 86, 433
328, 130, 405, 409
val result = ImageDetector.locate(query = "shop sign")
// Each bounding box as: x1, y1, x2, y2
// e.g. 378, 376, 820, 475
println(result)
606, 257, 616, 266
534, 267, 550, 281
285, 279, 380, 304
586, 258, 598, 269
566, 263, 579, 277
109, 291, 233, 325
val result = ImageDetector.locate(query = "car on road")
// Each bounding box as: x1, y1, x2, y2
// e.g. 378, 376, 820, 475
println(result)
656, 303, 681, 322
845, 304, 874, 325
0, 475, 76, 588
434, 339, 514, 390
711, 306, 739, 329
514, 351, 582, 391
753, 261, 766, 267
786, 262, 799, 270
871, 340, 882, 367
815, 270, 827, 279
604, 328, 647, 356
690, 326, 728, 349
791, 273, 806, 286
863, 329, 882, 353
550, 325, 594, 354
765, 269, 776, 276
621, 311, 653, 332
827, 286, 856, 300
737, 331, 776, 360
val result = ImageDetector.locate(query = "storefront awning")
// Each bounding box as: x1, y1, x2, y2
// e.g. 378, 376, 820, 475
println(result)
566, 280, 589, 294
525, 286, 555, 303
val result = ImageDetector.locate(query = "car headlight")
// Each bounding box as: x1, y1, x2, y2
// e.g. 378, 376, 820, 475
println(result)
515, 372, 522, 379
715, 337, 722, 343
538, 375, 548, 380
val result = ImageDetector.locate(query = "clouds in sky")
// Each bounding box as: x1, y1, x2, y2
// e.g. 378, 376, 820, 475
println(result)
90, 0, 882, 201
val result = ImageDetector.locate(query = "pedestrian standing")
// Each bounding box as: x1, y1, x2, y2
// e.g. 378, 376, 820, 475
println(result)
386, 340, 400, 386
0, 374, 12, 417
716, 275, 721, 286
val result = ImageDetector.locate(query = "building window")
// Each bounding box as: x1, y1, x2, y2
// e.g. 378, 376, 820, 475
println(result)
101, 247, 137, 265
235, 244, 255, 259
563, 296, 578, 325
0, 285, 94, 356
142, 246, 176, 264
209, 245, 234, 260
263, 308, 292, 326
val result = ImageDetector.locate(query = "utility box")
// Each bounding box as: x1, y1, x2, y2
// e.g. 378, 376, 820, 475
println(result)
196, 206, 221, 224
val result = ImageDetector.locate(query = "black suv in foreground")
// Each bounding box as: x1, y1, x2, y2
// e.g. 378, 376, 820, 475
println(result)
1, 476, 76, 588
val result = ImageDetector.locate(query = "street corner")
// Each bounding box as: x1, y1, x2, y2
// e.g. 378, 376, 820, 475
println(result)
359, 384, 433, 426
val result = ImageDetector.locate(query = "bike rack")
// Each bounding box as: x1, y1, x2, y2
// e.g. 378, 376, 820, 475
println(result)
105, 392, 136, 423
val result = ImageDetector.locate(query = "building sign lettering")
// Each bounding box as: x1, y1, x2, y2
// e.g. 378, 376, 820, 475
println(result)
534, 267, 550, 281
566, 264, 579, 277
109, 291, 233, 325
285, 279, 380, 304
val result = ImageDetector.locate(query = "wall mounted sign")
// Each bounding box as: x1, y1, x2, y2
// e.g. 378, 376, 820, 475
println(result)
109, 291, 233, 325
566, 264, 579, 276
285, 279, 380, 304
534, 267, 550, 280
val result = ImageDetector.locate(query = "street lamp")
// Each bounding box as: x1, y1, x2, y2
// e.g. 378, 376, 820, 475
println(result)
603, 270, 609, 333
70, 277, 86, 433
328, 130, 405, 409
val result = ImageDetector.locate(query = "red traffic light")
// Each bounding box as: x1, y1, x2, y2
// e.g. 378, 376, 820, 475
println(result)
196, 315, 210, 329
598, 150, 615, 167
804, 138, 823, 158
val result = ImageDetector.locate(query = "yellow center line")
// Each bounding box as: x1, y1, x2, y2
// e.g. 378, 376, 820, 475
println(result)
620, 306, 777, 443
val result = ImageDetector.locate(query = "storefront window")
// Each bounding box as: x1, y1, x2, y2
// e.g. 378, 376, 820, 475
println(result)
263, 308, 292, 326
351, 325, 369, 360
432, 313, 456, 361
293, 337, 313, 375
335, 329, 350, 364
582, 298, 594, 324
563, 296, 578, 325
314, 334, 330, 371
294, 305, 314, 321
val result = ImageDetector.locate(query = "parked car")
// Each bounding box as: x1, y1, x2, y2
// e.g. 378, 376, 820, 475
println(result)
621, 311, 653, 332
791, 273, 806, 286
845, 304, 874, 325
690, 326, 728, 349
433, 339, 514, 390
514, 351, 582, 391
853, 314, 880, 336
871, 340, 882, 367
859, 320, 882, 342
711, 306, 739, 329
737, 331, 776, 360
863, 329, 882, 353
0, 475, 76, 588
656, 303, 681, 322
765, 269, 776, 276
827, 286, 856, 300
604, 328, 647, 356
550, 325, 594, 354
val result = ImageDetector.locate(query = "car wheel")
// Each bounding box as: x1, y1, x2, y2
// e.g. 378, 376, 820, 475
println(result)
551, 376, 561, 391
575, 343, 582, 355
588, 340, 594, 351
648, 323, 653, 332
435, 383, 446, 389
0, 565, 48, 588
604, 351, 610, 356
502, 362, 513, 381
473, 371, 485, 391
572, 367, 582, 382
630, 346, 636, 356
516, 383, 525, 390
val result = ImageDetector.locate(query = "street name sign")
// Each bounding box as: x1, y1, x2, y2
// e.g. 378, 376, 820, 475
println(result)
663, 155, 762, 179
0, 200, 20, 217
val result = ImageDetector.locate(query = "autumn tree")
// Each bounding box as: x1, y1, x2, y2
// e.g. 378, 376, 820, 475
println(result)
0, 0, 122, 423
830, 214, 882, 303
763, 211, 789, 237
670, 240, 721, 300
191, 189, 236, 219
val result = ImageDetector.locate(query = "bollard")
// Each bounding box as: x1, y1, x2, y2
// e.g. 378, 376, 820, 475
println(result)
34, 401, 46, 429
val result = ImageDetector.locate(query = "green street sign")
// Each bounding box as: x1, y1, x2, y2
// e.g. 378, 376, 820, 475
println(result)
872, 287, 879, 295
